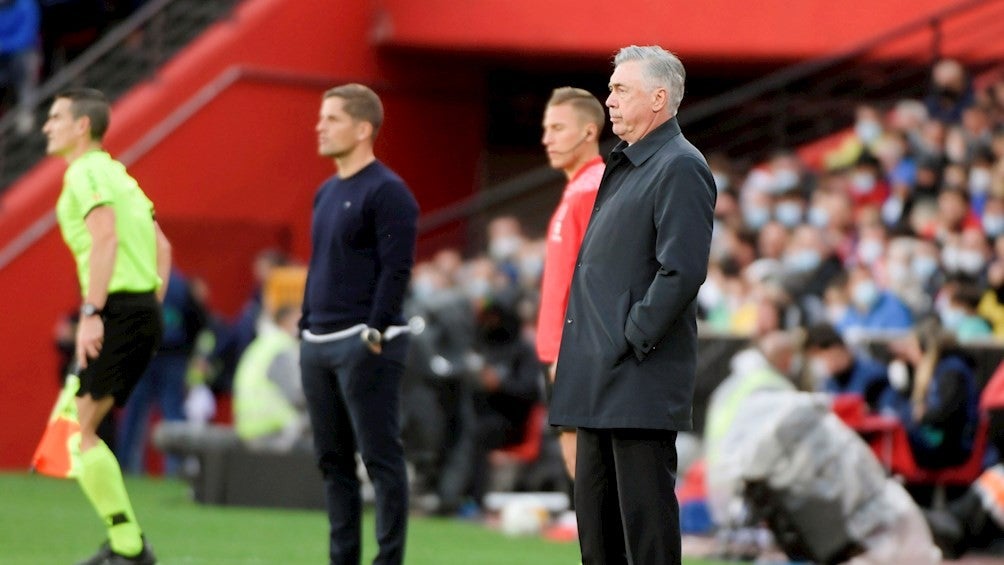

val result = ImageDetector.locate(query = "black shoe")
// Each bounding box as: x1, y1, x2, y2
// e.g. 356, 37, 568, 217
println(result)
75, 538, 157, 565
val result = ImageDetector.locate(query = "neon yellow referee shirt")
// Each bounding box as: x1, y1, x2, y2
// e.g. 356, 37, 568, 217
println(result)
55, 150, 161, 298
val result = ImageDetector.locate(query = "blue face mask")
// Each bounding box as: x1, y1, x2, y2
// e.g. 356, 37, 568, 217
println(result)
774, 202, 803, 228
984, 214, 1004, 238
940, 307, 965, 331
808, 206, 829, 228
852, 280, 880, 310
911, 255, 938, 281
784, 250, 822, 274
855, 120, 882, 144
743, 206, 770, 230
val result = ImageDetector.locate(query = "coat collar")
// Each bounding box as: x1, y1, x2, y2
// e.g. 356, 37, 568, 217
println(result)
611, 117, 682, 167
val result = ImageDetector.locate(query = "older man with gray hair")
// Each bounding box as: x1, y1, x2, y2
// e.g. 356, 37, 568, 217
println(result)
549, 45, 716, 565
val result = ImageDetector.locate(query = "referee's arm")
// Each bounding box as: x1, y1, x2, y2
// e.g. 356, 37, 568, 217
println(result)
154, 221, 172, 303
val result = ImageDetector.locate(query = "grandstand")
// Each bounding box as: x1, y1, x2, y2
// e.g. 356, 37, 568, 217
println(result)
4, 0, 1004, 562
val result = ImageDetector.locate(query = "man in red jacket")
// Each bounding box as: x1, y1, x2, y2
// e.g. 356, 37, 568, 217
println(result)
536, 86, 605, 479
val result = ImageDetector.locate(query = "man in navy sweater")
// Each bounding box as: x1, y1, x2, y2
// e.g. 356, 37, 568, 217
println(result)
300, 83, 419, 565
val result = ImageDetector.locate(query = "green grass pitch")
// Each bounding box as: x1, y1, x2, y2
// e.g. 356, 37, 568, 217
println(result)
0, 472, 731, 564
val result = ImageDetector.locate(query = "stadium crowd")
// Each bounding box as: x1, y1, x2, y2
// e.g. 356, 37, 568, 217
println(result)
49, 56, 1004, 559
1, 0, 150, 132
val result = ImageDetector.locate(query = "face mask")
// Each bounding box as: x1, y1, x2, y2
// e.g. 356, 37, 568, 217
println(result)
784, 249, 822, 274
411, 276, 437, 301
912, 255, 938, 281
712, 171, 730, 192
851, 172, 877, 194
984, 214, 1004, 238
855, 120, 882, 144
970, 168, 992, 196
464, 278, 491, 300
773, 169, 800, 193
808, 206, 830, 228
774, 201, 803, 228
940, 306, 965, 331
888, 359, 910, 392
743, 206, 770, 230
519, 256, 544, 280
852, 280, 880, 310
958, 250, 985, 276
809, 357, 831, 391
489, 236, 522, 261
881, 197, 904, 226
857, 239, 884, 266
941, 246, 961, 273
698, 281, 724, 310
826, 304, 848, 325
887, 262, 909, 284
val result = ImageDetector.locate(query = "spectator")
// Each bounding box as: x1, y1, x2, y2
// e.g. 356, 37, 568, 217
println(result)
881, 318, 980, 470
437, 300, 542, 514
925, 58, 975, 124
941, 282, 993, 341
803, 323, 891, 410
212, 248, 289, 392
978, 259, 1004, 337
780, 224, 844, 326
925, 360, 1004, 559
836, 264, 914, 336
117, 268, 207, 475
233, 305, 310, 452
704, 330, 798, 526
0, 0, 40, 133
847, 151, 890, 214
400, 261, 476, 504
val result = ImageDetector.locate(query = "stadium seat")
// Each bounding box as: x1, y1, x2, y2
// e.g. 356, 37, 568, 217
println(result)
493, 403, 547, 464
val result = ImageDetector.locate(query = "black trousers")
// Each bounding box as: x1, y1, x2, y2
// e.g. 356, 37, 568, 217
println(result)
301, 335, 410, 565
575, 427, 680, 565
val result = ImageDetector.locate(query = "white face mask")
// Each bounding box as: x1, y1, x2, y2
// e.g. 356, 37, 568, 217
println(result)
957, 249, 985, 276
852, 280, 880, 310
881, 197, 904, 226
984, 214, 1004, 238
808, 206, 830, 228
970, 168, 993, 195
888, 359, 910, 392
774, 201, 803, 228
851, 171, 877, 194
912, 255, 938, 281
773, 169, 800, 193
855, 120, 882, 144
809, 357, 831, 391
712, 171, 730, 192
489, 236, 522, 261
697, 280, 724, 310
857, 239, 884, 266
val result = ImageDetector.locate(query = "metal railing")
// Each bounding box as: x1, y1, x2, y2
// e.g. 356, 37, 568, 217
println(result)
0, 0, 241, 190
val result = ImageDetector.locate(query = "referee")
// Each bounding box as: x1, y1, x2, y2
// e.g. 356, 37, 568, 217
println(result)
44, 88, 169, 565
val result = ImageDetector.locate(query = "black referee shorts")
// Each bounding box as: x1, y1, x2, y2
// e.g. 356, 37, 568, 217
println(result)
77, 291, 162, 406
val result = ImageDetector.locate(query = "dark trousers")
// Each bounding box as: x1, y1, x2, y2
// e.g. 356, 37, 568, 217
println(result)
575, 427, 680, 565
301, 335, 409, 565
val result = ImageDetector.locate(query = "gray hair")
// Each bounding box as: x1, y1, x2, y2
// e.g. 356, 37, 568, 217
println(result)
613, 45, 686, 114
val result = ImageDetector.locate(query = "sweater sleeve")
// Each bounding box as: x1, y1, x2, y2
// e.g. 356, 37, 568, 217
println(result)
368, 179, 419, 330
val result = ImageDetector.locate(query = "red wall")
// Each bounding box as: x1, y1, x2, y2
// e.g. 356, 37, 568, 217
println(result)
376, 0, 998, 63
0, 0, 485, 468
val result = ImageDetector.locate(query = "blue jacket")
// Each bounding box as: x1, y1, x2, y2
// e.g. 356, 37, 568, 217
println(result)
837, 291, 914, 334
0, 0, 39, 55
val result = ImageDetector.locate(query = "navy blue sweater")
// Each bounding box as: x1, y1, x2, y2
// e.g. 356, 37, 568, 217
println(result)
302, 160, 419, 333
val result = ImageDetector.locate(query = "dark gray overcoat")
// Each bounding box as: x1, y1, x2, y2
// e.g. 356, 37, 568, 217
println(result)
549, 117, 716, 431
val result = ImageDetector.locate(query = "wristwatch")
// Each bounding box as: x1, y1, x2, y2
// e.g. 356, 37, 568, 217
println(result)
361, 327, 382, 346
80, 303, 103, 317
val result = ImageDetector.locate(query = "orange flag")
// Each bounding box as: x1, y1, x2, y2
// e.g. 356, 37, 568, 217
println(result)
31, 375, 81, 478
